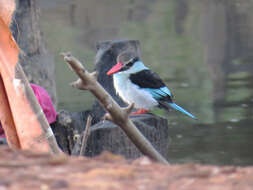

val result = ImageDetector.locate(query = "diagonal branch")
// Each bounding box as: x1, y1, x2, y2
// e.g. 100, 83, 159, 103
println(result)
61, 52, 168, 164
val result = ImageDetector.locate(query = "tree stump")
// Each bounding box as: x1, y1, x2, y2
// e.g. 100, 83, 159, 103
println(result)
85, 114, 168, 159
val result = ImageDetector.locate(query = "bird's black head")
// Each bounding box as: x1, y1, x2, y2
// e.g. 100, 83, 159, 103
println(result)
107, 51, 140, 75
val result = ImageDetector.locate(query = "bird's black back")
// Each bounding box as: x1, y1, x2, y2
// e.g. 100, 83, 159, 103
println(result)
129, 69, 166, 89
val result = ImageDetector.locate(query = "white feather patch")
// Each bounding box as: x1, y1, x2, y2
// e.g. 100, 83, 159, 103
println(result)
113, 74, 158, 110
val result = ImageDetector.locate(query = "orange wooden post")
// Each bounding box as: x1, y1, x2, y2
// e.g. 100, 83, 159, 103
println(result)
0, 77, 20, 149
0, 0, 61, 154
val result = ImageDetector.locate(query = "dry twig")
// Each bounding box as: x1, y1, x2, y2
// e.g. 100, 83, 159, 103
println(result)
79, 115, 92, 156
61, 52, 168, 164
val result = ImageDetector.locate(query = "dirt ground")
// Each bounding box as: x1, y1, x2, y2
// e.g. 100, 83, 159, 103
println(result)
0, 146, 252, 190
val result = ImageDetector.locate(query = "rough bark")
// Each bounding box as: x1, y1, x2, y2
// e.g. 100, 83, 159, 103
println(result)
51, 110, 90, 154
2, 147, 253, 190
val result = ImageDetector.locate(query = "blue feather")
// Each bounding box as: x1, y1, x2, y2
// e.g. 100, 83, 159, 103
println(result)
143, 87, 196, 119
168, 103, 197, 119
144, 87, 172, 99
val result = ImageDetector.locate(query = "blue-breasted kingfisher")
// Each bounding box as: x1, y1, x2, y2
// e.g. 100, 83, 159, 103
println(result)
107, 51, 196, 119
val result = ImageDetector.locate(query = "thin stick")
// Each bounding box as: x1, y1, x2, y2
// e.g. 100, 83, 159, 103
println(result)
61, 52, 168, 164
79, 115, 92, 156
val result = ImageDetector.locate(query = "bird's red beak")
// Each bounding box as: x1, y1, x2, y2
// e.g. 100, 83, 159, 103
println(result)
107, 62, 123, 75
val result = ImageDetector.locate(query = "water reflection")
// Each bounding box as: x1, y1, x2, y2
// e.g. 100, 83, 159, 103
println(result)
40, 0, 253, 165
168, 119, 253, 166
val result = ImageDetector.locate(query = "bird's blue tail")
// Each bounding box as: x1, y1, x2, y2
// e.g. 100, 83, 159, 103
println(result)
168, 103, 197, 119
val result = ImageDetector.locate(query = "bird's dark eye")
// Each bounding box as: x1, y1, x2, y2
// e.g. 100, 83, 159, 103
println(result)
126, 61, 134, 67
126, 57, 139, 67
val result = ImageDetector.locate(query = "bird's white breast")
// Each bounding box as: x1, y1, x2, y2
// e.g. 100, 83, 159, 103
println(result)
113, 74, 158, 110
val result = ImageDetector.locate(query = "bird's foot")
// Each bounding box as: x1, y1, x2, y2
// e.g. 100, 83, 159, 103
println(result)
130, 109, 149, 115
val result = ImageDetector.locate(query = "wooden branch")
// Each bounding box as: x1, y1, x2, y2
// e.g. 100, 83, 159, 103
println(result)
16, 63, 62, 154
61, 52, 168, 164
79, 115, 92, 156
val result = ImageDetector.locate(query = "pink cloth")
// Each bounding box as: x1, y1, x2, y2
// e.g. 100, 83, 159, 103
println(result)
0, 83, 57, 138
30, 83, 57, 124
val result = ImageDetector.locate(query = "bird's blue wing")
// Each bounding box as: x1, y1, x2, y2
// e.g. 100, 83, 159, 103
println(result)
144, 87, 172, 100
143, 83, 197, 119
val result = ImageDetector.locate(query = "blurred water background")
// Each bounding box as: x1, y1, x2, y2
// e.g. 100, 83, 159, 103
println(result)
39, 0, 253, 165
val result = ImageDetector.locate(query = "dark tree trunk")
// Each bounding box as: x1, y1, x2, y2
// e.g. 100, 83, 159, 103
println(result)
11, 0, 57, 105
69, 1, 76, 26
173, 0, 188, 35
